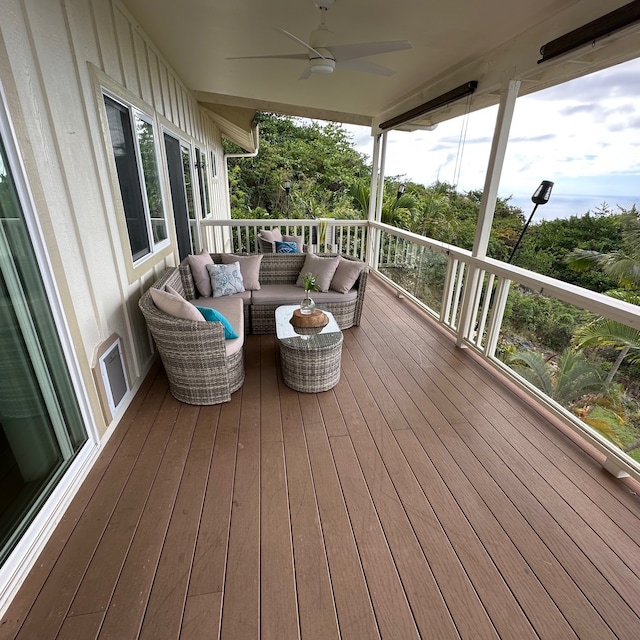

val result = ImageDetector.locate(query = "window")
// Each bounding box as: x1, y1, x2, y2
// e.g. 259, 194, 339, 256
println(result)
0, 118, 87, 566
195, 148, 211, 218
210, 150, 217, 179
103, 95, 167, 263
180, 142, 198, 254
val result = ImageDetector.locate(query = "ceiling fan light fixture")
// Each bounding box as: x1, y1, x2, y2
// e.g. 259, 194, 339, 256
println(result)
309, 57, 336, 74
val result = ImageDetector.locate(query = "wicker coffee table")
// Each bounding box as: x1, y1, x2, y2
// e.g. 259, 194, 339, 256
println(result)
275, 305, 343, 393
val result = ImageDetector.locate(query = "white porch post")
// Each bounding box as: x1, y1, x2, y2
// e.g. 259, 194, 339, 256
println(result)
367, 132, 387, 270
456, 79, 520, 347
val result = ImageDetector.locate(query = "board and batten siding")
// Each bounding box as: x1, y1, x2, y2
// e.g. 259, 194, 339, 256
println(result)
0, 0, 229, 436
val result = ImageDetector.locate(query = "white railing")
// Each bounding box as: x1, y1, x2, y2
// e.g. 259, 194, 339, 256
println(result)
200, 218, 369, 259
197, 217, 640, 479
371, 221, 640, 481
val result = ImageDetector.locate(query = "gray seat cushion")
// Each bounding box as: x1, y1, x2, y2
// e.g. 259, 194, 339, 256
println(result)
251, 284, 357, 306
189, 296, 244, 357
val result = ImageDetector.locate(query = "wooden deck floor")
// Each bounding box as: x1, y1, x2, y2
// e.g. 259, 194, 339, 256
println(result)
2, 276, 640, 640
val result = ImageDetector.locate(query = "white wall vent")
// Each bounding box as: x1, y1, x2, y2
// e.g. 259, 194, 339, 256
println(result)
94, 334, 129, 421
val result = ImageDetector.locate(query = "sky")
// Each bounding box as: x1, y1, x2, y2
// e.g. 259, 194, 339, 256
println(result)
344, 57, 640, 221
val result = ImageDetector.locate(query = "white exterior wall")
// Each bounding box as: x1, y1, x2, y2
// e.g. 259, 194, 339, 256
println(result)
0, 0, 229, 437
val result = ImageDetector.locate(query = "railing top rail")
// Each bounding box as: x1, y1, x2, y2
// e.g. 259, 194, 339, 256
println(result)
480, 255, 640, 330
372, 221, 640, 330
371, 221, 472, 258
201, 218, 368, 228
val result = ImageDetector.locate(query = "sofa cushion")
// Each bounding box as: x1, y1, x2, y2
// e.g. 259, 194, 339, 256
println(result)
221, 253, 262, 290
195, 290, 252, 307
296, 254, 340, 292
190, 296, 244, 357
150, 286, 205, 322
187, 249, 214, 298
251, 284, 358, 306
282, 234, 304, 252
330, 257, 365, 294
195, 306, 238, 340
260, 228, 283, 243
207, 262, 245, 297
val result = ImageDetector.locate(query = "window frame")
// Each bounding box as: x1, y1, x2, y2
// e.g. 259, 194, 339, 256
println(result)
195, 147, 211, 219
101, 89, 170, 269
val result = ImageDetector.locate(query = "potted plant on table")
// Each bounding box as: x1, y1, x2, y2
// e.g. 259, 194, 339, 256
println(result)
300, 272, 320, 315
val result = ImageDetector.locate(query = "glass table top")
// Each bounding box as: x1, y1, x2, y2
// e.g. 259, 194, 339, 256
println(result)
275, 305, 342, 347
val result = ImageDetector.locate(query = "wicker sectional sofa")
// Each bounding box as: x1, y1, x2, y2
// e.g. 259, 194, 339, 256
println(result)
178, 253, 368, 334
138, 252, 367, 405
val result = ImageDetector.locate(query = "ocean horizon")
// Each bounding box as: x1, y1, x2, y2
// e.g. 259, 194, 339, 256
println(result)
507, 193, 638, 221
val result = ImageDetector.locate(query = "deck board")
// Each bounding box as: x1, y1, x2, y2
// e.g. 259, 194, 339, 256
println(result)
218, 344, 260, 640
280, 378, 340, 640
3, 276, 640, 640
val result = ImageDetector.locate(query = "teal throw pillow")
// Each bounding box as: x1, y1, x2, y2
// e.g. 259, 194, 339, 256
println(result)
195, 306, 239, 339
206, 261, 245, 297
276, 241, 297, 254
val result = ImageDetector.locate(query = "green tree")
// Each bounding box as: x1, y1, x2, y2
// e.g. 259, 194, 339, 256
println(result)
226, 113, 369, 219
348, 179, 416, 228
568, 210, 640, 381
515, 205, 623, 288
507, 348, 607, 407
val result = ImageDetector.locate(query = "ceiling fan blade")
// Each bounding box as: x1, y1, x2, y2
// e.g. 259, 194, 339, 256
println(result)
275, 28, 327, 60
338, 58, 396, 76
329, 40, 412, 62
299, 67, 312, 81
227, 53, 308, 61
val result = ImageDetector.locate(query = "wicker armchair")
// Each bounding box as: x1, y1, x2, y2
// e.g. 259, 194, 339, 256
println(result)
138, 268, 244, 405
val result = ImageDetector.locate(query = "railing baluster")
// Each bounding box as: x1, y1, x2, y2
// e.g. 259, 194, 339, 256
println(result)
442, 257, 458, 326
475, 272, 495, 350
484, 276, 510, 358
450, 261, 466, 331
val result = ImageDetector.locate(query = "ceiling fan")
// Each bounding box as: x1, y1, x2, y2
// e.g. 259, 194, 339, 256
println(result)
227, 0, 412, 80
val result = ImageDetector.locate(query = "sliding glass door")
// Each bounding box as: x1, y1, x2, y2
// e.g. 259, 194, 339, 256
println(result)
0, 130, 87, 566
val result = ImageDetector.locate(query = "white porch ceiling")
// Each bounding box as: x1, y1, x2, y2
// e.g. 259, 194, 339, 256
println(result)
122, 0, 640, 131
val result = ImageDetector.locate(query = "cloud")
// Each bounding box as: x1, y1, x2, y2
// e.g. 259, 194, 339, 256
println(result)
509, 133, 556, 143
348, 57, 640, 217
560, 104, 601, 117
530, 58, 640, 102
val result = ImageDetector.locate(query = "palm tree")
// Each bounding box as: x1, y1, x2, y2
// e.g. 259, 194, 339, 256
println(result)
410, 191, 458, 242
568, 209, 640, 287
572, 292, 640, 383
349, 180, 416, 229
507, 348, 607, 408
568, 210, 640, 381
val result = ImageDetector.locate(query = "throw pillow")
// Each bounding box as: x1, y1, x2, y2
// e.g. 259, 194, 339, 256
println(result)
206, 262, 245, 297
186, 249, 214, 297
220, 253, 262, 290
330, 257, 365, 294
296, 253, 341, 292
276, 241, 297, 254
195, 306, 238, 339
282, 234, 304, 253
260, 228, 283, 243
150, 286, 205, 322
